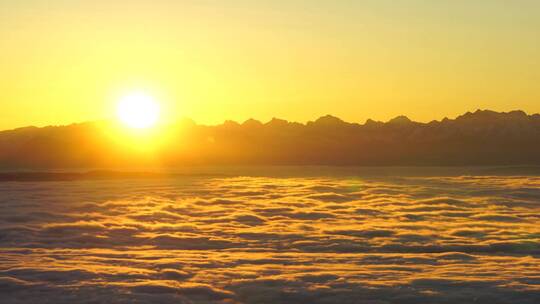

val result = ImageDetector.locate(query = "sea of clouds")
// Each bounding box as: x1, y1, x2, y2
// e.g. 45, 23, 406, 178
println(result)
0, 174, 539, 303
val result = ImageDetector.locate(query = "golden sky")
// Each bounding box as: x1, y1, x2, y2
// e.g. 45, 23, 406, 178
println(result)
1, 0, 540, 130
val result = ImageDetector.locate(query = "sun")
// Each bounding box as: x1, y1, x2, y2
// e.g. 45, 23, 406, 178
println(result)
116, 93, 160, 129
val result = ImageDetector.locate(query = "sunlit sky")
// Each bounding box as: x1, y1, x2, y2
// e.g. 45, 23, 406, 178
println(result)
1, 0, 540, 130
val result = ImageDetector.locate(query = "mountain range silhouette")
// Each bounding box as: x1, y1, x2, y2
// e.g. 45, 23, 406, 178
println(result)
1, 109, 540, 169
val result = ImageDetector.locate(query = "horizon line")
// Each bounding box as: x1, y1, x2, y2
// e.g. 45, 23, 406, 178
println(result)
2, 108, 538, 132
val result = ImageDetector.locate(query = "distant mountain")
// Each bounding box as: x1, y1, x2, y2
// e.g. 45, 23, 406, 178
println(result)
1, 109, 540, 168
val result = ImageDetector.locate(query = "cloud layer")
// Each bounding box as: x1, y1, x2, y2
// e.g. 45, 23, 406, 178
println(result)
0, 175, 539, 303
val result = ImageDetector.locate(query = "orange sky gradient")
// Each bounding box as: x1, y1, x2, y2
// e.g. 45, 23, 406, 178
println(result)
1, 0, 540, 130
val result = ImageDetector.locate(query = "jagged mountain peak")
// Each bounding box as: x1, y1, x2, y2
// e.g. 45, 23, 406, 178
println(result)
314, 115, 345, 124
265, 118, 289, 127
364, 119, 383, 127
242, 118, 263, 127
222, 120, 240, 127
457, 109, 530, 122
388, 115, 412, 124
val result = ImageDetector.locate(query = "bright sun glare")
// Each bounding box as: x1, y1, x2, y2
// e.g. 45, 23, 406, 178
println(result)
116, 93, 160, 129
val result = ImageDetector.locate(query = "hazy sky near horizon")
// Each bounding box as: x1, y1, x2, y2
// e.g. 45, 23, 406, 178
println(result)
1, 0, 540, 129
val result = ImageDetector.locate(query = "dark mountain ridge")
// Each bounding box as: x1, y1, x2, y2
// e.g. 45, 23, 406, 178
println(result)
1, 109, 540, 168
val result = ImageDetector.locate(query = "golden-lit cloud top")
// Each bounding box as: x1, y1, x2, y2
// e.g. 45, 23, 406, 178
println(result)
0, 174, 539, 302
1, 0, 540, 129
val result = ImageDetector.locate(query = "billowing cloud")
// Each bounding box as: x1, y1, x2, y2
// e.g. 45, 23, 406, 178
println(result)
0, 175, 539, 303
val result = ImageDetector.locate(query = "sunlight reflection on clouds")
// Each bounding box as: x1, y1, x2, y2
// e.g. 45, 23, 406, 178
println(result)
0, 175, 539, 303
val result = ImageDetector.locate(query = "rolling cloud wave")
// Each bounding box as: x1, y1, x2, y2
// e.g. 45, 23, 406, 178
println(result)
0, 175, 539, 303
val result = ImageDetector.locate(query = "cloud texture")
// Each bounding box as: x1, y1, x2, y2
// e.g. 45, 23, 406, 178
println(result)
0, 175, 539, 303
